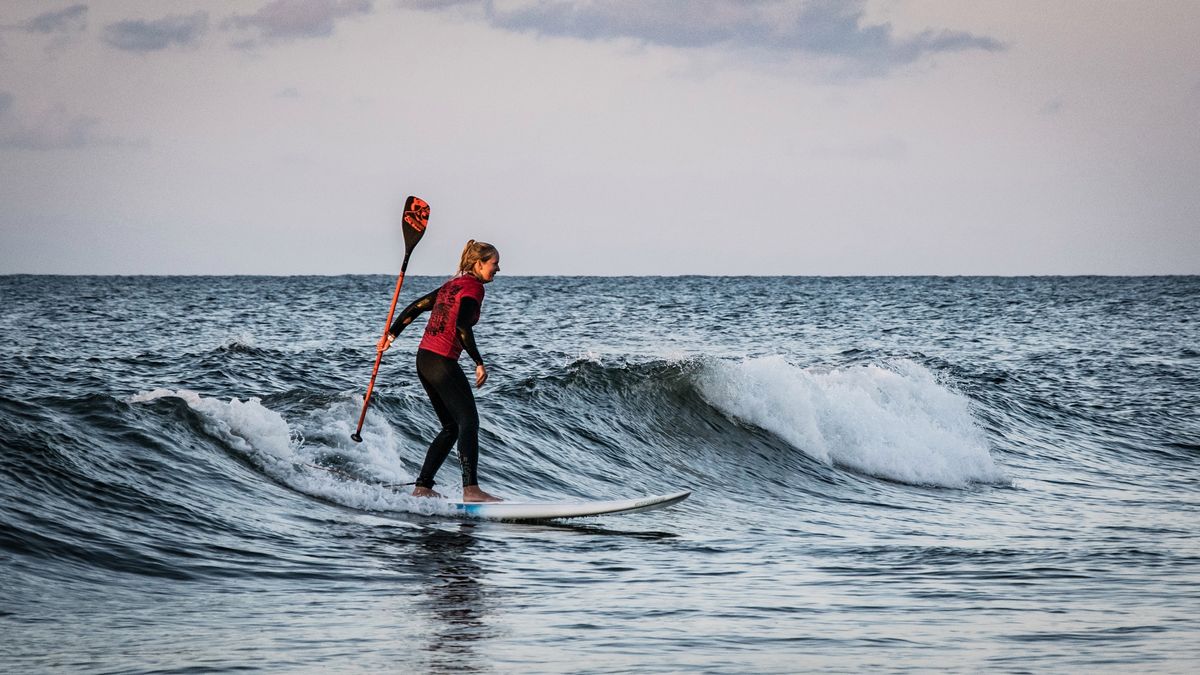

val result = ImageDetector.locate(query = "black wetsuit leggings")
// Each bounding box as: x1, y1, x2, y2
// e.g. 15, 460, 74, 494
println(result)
415, 348, 479, 489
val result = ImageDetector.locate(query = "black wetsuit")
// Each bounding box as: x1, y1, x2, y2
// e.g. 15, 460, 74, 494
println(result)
388, 288, 484, 489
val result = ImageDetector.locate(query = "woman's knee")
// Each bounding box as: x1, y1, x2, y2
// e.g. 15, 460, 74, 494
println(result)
457, 413, 479, 435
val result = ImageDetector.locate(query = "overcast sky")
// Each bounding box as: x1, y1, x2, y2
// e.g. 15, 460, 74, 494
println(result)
1, 0, 1197, 275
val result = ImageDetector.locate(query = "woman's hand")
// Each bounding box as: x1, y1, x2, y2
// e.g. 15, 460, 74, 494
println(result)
377, 334, 395, 354
475, 363, 488, 389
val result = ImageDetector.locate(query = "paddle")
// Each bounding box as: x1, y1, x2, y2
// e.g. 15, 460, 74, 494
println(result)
351, 195, 430, 442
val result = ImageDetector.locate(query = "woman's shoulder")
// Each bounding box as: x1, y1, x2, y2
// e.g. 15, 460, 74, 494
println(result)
448, 274, 485, 297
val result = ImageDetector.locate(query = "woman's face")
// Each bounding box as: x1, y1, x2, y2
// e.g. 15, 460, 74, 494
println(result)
474, 255, 500, 283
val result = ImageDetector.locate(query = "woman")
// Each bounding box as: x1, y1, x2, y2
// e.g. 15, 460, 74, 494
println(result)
379, 240, 502, 502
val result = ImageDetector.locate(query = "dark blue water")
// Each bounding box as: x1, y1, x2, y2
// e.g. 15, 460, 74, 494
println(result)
2, 275, 1198, 673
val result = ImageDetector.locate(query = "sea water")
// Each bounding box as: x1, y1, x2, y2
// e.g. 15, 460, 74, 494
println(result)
2, 275, 1198, 672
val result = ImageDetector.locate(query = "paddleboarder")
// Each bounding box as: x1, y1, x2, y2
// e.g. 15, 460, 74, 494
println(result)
378, 240, 503, 502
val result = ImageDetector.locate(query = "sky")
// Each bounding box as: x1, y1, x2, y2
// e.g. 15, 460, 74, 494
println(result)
0, 0, 1197, 276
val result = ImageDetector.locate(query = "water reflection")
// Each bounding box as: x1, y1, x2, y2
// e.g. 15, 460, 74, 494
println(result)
411, 524, 495, 673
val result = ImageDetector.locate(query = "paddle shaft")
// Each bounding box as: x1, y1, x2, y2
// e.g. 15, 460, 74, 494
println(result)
351, 251, 411, 442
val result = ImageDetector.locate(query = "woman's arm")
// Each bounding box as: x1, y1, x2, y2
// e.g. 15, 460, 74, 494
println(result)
457, 297, 487, 387
388, 289, 437, 338
378, 288, 437, 352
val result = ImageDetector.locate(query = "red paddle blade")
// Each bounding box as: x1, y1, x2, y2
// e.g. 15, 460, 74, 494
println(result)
402, 196, 430, 253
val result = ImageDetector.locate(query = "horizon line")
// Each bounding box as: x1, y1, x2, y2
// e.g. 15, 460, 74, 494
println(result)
3, 272, 1198, 279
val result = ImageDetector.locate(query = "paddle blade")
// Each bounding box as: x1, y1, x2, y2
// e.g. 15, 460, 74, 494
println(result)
402, 196, 430, 253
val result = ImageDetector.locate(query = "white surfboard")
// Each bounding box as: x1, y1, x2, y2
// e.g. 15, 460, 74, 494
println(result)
300, 462, 689, 522
448, 490, 691, 522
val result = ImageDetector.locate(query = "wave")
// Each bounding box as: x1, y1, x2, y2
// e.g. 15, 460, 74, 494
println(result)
695, 356, 1007, 488
499, 353, 1007, 490
1, 348, 1011, 583
116, 350, 1007, 525
214, 334, 268, 355
127, 388, 461, 516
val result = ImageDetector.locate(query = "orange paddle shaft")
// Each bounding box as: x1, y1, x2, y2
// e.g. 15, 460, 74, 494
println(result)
351, 262, 409, 442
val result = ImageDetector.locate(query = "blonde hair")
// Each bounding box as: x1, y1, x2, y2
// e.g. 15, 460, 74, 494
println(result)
457, 240, 498, 278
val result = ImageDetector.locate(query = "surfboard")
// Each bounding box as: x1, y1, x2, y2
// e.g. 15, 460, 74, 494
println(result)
299, 462, 689, 522
448, 490, 691, 522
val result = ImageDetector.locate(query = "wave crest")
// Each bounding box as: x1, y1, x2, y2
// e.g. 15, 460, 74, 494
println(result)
696, 357, 1007, 488
127, 388, 461, 513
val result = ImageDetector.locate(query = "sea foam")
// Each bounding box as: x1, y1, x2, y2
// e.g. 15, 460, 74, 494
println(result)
128, 388, 457, 515
697, 357, 1006, 488
129, 388, 295, 463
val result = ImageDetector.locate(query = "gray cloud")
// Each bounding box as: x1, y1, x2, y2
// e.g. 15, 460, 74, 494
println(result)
20, 4, 88, 34
0, 91, 139, 150
0, 96, 93, 149
224, 0, 372, 46
102, 12, 209, 52
401, 0, 1004, 74
1039, 99, 1064, 116
399, 0, 478, 9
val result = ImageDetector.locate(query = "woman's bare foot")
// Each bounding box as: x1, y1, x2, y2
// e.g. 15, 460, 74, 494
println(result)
462, 485, 502, 502
411, 486, 443, 499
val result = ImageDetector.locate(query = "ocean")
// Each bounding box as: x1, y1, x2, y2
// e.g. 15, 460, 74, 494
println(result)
2, 275, 1198, 673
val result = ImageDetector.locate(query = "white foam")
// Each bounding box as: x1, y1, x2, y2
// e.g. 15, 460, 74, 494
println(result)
128, 388, 459, 515
697, 357, 1007, 487
219, 333, 258, 350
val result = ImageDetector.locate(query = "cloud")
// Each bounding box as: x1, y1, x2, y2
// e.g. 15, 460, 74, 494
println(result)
0, 108, 99, 150
0, 91, 135, 150
224, 0, 373, 46
102, 12, 209, 52
17, 5, 88, 34
1039, 99, 1064, 116
8, 5, 88, 54
400, 0, 1004, 75
400, 0, 479, 9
